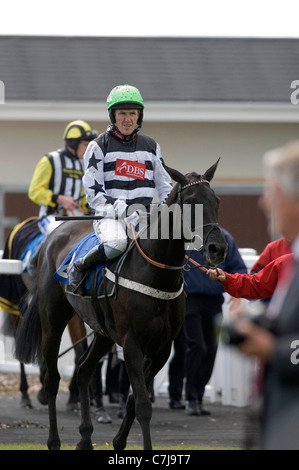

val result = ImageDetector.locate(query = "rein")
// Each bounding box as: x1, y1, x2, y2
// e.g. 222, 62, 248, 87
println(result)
131, 224, 210, 273
184, 254, 208, 273
130, 178, 217, 273
130, 224, 185, 271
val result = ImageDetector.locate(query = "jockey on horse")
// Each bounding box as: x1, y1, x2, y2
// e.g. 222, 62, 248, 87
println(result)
0, 120, 97, 316
28, 119, 98, 253
68, 85, 173, 294
0, 120, 101, 411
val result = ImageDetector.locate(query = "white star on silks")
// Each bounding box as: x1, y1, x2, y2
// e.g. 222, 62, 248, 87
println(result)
89, 180, 104, 195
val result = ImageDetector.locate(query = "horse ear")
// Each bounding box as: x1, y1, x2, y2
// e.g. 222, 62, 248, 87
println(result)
164, 164, 188, 187
202, 158, 220, 182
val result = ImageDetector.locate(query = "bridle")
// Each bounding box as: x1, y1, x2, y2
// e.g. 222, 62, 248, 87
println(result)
131, 179, 220, 272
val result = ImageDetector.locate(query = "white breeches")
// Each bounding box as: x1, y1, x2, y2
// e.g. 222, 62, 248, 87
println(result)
93, 218, 128, 259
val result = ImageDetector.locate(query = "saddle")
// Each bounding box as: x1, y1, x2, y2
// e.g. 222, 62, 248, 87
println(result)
56, 228, 185, 302
55, 232, 135, 300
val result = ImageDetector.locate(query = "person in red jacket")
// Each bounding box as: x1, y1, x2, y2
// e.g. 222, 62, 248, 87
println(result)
250, 238, 291, 274
206, 252, 293, 300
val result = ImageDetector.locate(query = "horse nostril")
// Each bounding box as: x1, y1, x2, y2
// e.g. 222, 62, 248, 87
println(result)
206, 243, 227, 264
207, 244, 218, 254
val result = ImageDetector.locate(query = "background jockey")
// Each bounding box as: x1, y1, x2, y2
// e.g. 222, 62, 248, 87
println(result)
0, 120, 97, 313
28, 120, 98, 236
68, 84, 173, 294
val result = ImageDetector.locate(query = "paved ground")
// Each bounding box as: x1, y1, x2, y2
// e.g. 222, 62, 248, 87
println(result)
0, 391, 259, 449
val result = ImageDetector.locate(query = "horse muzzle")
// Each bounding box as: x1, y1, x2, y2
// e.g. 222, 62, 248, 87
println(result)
203, 240, 228, 267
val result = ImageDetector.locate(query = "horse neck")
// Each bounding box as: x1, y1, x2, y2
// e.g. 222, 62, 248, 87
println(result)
147, 203, 186, 269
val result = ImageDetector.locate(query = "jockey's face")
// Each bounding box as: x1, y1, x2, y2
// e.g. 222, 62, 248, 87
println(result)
76, 140, 90, 160
114, 109, 139, 135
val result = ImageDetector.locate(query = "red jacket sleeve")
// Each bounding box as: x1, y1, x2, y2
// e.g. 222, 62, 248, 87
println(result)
221, 254, 293, 300
250, 238, 291, 273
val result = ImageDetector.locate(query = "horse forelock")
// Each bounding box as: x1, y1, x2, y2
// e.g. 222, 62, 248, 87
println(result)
185, 171, 201, 181
165, 172, 210, 206
185, 172, 211, 185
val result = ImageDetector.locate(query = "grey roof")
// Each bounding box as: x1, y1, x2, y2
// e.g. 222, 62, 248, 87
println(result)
0, 35, 298, 102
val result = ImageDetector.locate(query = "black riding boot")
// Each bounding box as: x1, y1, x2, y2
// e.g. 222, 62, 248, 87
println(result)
68, 244, 108, 295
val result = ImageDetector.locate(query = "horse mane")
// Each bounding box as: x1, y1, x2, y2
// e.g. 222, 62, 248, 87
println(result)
165, 181, 180, 206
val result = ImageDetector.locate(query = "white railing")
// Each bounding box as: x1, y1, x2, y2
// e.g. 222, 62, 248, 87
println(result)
153, 249, 259, 407
0, 249, 259, 406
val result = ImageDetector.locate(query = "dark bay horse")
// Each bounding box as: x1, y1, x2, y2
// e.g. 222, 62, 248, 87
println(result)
15, 161, 228, 450
0, 217, 91, 409
3, 309, 89, 408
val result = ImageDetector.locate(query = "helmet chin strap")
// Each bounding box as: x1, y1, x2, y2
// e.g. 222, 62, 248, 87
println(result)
66, 144, 78, 158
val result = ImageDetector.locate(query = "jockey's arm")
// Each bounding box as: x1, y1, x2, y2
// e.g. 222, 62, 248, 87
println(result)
28, 156, 57, 208
29, 156, 85, 213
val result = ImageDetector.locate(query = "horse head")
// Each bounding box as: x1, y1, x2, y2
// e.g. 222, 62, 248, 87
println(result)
165, 159, 228, 267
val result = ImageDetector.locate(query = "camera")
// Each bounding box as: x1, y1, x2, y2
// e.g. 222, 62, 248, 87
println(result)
218, 301, 273, 346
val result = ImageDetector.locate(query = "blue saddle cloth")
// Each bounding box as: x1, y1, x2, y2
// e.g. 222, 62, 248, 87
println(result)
20, 232, 45, 272
54, 232, 108, 289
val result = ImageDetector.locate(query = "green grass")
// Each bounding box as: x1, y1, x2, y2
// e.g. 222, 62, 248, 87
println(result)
0, 443, 241, 450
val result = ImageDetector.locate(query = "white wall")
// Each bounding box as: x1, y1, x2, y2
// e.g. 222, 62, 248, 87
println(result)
1, 120, 299, 187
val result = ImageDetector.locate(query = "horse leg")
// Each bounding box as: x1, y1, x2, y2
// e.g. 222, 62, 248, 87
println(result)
113, 334, 153, 451
67, 315, 88, 410
37, 361, 48, 405
40, 298, 73, 450
113, 393, 136, 451
42, 325, 67, 450
114, 340, 173, 451
143, 343, 173, 399
19, 362, 32, 408
76, 333, 113, 450
11, 317, 32, 408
